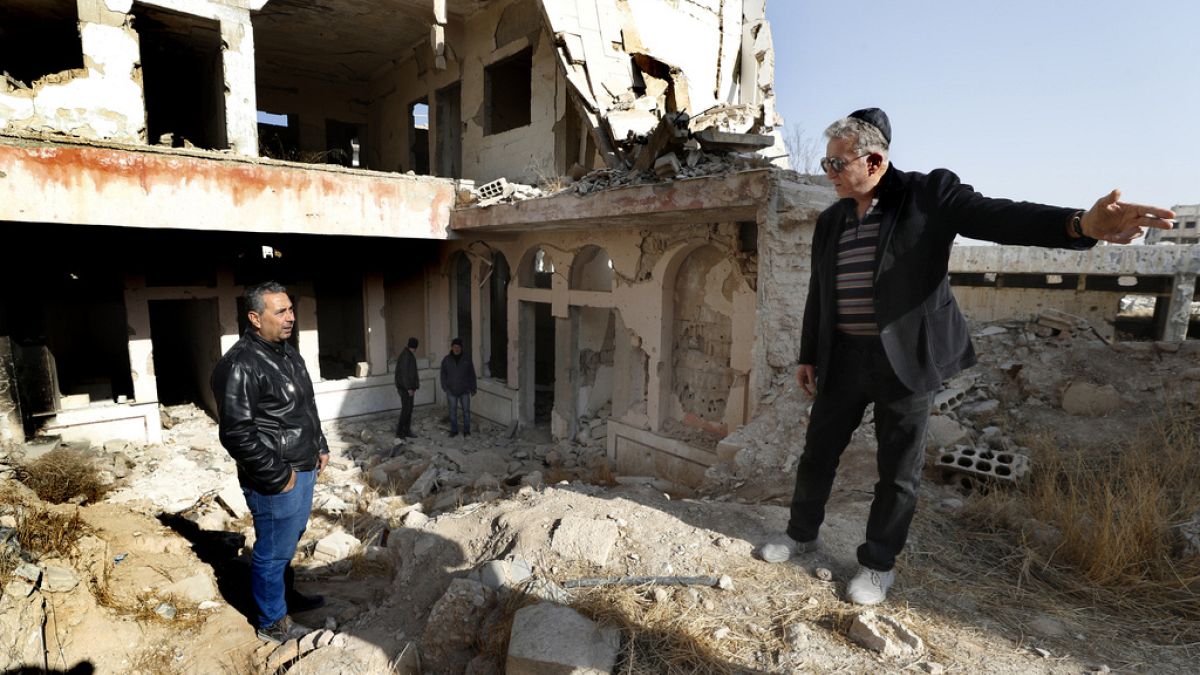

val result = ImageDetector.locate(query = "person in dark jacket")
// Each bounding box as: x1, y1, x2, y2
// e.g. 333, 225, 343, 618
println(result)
211, 281, 329, 643
394, 337, 420, 439
762, 108, 1175, 606
439, 337, 477, 437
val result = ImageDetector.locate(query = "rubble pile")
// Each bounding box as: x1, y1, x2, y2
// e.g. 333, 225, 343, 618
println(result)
704, 314, 1200, 500
2, 319, 1198, 672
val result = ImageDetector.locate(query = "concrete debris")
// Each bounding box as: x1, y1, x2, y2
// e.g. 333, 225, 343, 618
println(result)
1036, 308, 1090, 337
550, 516, 619, 567
473, 177, 544, 207
932, 388, 967, 414
847, 610, 924, 658
936, 445, 1031, 487
154, 602, 177, 621
40, 564, 79, 593
160, 572, 217, 604
420, 578, 494, 674
653, 153, 681, 179
694, 129, 775, 154
506, 602, 620, 675
926, 415, 969, 450
312, 530, 361, 564
478, 558, 533, 592
1061, 382, 1121, 416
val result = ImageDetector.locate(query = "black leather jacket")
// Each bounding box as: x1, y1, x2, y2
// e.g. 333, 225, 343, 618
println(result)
211, 331, 328, 494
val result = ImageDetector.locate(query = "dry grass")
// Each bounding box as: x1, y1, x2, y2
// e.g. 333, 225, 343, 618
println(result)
958, 404, 1200, 640
18, 448, 109, 504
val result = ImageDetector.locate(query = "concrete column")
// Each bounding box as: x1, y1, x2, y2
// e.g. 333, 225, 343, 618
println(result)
124, 277, 157, 404
507, 284, 520, 391
471, 255, 485, 371
1163, 272, 1197, 342
220, 13, 259, 155
294, 283, 322, 382
363, 274, 388, 376
552, 315, 573, 440
549, 262, 571, 438
0, 337, 25, 445
518, 301, 536, 423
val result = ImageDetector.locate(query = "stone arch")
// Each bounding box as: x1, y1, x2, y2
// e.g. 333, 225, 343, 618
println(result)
517, 244, 555, 289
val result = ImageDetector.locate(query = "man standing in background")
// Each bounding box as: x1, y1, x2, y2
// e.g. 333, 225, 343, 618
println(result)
440, 337, 477, 437
394, 337, 420, 441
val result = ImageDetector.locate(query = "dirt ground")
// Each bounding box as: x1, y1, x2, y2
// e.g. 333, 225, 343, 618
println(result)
1, 319, 1198, 674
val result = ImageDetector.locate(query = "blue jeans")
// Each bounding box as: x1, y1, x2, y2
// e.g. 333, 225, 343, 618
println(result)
243, 469, 315, 627
447, 392, 471, 433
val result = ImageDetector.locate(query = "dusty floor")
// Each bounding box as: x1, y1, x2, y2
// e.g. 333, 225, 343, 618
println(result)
2, 320, 1199, 674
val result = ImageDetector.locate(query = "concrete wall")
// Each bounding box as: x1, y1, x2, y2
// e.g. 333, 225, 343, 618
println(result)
1, 0, 261, 154
0, 141, 455, 239
367, 0, 563, 183
439, 221, 758, 443
1, 1, 144, 143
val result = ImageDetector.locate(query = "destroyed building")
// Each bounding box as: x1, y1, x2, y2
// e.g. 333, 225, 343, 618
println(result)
1, 0, 1196, 488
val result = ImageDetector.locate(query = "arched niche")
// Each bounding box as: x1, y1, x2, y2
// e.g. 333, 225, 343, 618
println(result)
569, 245, 613, 292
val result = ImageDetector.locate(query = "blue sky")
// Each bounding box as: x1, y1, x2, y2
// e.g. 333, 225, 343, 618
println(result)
766, 1, 1198, 211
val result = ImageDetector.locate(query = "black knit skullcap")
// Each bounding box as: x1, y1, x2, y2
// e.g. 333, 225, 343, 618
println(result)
848, 107, 891, 145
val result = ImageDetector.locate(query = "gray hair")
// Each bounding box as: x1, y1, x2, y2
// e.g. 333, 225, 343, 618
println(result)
824, 117, 889, 155
245, 281, 289, 314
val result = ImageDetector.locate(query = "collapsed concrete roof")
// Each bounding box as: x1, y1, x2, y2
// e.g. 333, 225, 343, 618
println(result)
539, 0, 784, 169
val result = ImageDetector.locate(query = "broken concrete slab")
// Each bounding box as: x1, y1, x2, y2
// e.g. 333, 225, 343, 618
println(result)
312, 531, 361, 564
160, 572, 217, 604
653, 154, 681, 179
848, 610, 924, 658
420, 578, 493, 674
550, 516, 618, 567
926, 415, 969, 450
506, 602, 620, 675
694, 129, 775, 153
40, 565, 79, 593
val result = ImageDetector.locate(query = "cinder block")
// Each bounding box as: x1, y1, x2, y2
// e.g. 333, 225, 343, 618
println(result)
936, 445, 1030, 488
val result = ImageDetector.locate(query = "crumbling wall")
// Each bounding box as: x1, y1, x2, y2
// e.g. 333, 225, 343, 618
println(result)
952, 287, 1120, 340
540, 0, 785, 169
0, 337, 24, 444
368, 0, 561, 183
670, 246, 734, 434
0, 2, 144, 143
440, 221, 755, 443
751, 175, 837, 406
2, 0, 260, 153
254, 73, 368, 163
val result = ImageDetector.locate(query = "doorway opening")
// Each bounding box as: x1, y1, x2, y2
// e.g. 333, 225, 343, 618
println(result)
149, 299, 221, 416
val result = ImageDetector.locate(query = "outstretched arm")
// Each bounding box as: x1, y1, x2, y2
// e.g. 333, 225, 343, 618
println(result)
1076, 189, 1176, 244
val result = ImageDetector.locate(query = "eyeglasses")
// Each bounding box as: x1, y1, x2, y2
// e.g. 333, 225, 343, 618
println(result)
819, 153, 869, 174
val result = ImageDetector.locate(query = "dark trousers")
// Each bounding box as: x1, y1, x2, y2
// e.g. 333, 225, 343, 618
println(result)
788, 334, 934, 572
397, 390, 414, 435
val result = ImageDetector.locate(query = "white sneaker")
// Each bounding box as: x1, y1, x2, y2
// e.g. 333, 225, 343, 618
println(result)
759, 537, 820, 563
846, 566, 895, 605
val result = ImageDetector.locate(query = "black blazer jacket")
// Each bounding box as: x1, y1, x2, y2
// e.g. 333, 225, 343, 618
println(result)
799, 164, 1096, 394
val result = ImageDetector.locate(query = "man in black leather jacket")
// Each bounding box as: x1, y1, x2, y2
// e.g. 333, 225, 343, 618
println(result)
762, 108, 1175, 607
211, 281, 329, 643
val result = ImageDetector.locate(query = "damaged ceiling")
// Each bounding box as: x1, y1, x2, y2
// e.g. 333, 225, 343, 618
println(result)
252, 0, 492, 82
